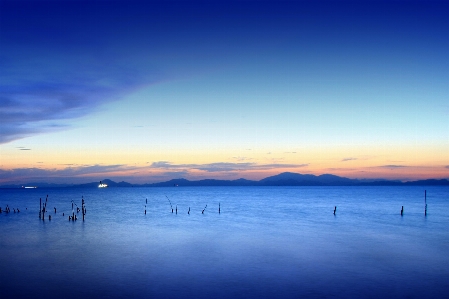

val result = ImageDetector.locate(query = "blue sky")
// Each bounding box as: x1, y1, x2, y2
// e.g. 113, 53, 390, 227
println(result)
0, 0, 448, 184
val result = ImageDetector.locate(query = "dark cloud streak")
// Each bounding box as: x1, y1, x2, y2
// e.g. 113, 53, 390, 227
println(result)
378, 165, 408, 168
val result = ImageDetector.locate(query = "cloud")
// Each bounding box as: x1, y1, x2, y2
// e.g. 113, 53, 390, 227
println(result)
232, 156, 253, 162
341, 157, 357, 162
150, 162, 252, 172
379, 165, 408, 168
0, 164, 132, 184
150, 161, 308, 172
196, 163, 255, 172
446, 166, 449, 169
1, 2, 167, 145
151, 171, 189, 178
326, 167, 357, 171
150, 161, 172, 168
0, 54, 162, 143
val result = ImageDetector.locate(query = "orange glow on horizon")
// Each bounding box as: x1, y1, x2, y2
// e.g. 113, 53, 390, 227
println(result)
1, 137, 448, 184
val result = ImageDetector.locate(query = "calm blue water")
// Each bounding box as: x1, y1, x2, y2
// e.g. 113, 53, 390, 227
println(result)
1, 186, 448, 298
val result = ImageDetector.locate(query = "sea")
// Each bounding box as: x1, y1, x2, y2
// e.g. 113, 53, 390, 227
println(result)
1, 186, 448, 299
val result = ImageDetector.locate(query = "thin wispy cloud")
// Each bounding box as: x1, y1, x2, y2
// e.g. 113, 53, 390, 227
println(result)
326, 167, 357, 171
150, 162, 254, 172
150, 161, 308, 172
379, 165, 408, 168
232, 156, 253, 162
341, 157, 357, 162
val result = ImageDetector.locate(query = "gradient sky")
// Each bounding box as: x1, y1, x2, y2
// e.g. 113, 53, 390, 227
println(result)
1, 0, 448, 184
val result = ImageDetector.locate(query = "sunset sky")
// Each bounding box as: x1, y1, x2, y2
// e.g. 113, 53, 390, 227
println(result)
1, 0, 448, 184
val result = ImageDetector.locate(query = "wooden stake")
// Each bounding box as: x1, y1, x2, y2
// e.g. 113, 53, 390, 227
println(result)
82, 196, 85, 221
42, 195, 48, 220
425, 190, 427, 216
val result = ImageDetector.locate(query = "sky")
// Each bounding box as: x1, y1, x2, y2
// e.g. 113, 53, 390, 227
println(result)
0, 0, 448, 184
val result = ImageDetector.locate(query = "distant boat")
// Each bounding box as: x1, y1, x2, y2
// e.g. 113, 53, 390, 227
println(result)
98, 181, 108, 188
22, 186, 37, 189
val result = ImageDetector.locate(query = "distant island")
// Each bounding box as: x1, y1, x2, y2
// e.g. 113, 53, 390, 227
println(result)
1, 172, 448, 188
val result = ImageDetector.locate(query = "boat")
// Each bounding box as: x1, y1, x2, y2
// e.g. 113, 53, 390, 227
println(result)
98, 181, 108, 188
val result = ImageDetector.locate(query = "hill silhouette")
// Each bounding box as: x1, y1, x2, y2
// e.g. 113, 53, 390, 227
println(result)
1, 172, 448, 188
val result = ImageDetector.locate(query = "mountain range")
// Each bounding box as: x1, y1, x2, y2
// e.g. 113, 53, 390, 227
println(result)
1, 172, 448, 188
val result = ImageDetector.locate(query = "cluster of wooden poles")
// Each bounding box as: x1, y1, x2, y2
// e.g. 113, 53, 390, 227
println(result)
0, 205, 21, 214
37, 195, 87, 221
68, 197, 86, 221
